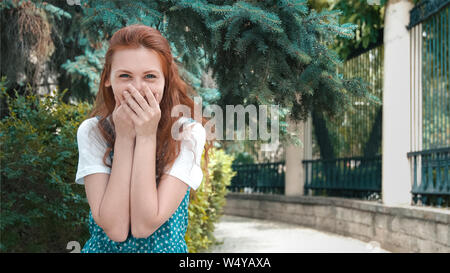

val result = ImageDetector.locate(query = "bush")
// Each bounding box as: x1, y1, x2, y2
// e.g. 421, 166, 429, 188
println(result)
0, 78, 92, 252
0, 77, 236, 252
232, 151, 255, 165
186, 148, 236, 253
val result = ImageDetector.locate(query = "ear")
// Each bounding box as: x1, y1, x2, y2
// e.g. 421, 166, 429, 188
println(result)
105, 78, 111, 87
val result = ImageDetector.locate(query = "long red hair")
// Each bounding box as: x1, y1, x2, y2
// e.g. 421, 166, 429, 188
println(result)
88, 24, 212, 192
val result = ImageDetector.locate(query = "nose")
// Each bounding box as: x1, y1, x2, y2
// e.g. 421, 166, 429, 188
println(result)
131, 79, 145, 95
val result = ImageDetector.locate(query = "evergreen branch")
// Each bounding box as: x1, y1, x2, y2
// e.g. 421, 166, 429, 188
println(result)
278, 0, 309, 14
234, 2, 283, 33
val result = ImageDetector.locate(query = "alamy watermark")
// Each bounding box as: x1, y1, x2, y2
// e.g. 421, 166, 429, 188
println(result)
170, 96, 280, 152
67, 241, 81, 253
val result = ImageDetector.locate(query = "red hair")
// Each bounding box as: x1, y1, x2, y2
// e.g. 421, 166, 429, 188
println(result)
88, 24, 213, 192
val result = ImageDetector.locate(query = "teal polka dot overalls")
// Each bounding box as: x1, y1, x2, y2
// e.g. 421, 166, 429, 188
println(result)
81, 116, 191, 253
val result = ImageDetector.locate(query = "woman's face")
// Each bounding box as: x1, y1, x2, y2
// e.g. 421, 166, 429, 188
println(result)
105, 46, 165, 105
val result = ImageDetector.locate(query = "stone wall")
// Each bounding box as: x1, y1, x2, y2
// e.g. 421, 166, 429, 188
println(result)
223, 193, 450, 253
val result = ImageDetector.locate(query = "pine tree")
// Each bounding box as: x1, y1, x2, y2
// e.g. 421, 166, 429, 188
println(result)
2, 0, 380, 144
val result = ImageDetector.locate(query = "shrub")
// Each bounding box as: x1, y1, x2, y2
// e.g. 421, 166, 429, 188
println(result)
186, 147, 236, 253
0, 79, 92, 252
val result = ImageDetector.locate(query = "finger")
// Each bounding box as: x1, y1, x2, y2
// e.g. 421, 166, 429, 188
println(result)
121, 99, 139, 123
123, 89, 146, 118
127, 84, 150, 113
114, 94, 120, 109
144, 84, 158, 109
118, 93, 123, 105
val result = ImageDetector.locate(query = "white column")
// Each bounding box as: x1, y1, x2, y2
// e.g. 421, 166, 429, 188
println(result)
382, 0, 414, 206
285, 114, 312, 196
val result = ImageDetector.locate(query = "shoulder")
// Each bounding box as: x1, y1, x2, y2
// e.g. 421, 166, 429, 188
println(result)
77, 116, 108, 147
78, 117, 98, 129
77, 116, 112, 135
77, 117, 99, 138
178, 117, 206, 142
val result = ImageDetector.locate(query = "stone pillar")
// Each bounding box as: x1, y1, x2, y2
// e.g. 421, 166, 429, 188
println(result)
382, 0, 414, 206
285, 114, 312, 196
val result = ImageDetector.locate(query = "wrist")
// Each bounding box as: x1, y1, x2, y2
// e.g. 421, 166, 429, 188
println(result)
116, 135, 135, 145
136, 134, 156, 144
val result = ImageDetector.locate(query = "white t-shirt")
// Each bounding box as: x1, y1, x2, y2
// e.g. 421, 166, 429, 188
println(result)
75, 116, 206, 190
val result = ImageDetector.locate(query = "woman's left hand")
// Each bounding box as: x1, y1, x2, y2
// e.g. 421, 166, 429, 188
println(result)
122, 83, 161, 138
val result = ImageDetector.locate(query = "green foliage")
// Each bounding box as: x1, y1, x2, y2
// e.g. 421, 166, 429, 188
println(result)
327, 0, 385, 60
0, 77, 92, 252
325, 0, 422, 60
2, 0, 377, 148
232, 152, 255, 165
61, 41, 108, 96
185, 148, 236, 253
0, 0, 71, 19
186, 0, 366, 129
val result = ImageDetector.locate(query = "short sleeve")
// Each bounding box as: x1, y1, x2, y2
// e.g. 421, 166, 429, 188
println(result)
75, 118, 112, 185
164, 118, 206, 190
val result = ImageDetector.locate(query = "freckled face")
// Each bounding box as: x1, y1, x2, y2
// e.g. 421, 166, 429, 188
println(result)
105, 46, 165, 104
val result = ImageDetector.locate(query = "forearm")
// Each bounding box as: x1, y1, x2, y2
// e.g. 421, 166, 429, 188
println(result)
98, 136, 134, 238
130, 135, 158, 237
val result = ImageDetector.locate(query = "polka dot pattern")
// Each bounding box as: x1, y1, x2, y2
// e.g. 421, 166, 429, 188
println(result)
81, 188, 190, 253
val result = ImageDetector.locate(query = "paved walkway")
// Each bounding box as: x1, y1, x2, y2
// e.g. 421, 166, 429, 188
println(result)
205, 215, 390, 253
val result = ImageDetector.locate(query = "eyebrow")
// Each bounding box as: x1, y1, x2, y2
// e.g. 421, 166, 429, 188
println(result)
116, 69, 160, 75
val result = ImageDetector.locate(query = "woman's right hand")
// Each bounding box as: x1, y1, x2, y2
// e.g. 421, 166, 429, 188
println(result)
113, 92, 136, 140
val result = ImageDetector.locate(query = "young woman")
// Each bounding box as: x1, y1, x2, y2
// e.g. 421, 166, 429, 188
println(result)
75, 24, 211, 253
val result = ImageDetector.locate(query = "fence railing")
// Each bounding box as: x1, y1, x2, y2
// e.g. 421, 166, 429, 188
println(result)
328, 44, 383, 158
410, 2, 449, 150
302, 156, 381, 199
228, 162, 285, 194
408, 1, 449, 208
407, 148, 450, 207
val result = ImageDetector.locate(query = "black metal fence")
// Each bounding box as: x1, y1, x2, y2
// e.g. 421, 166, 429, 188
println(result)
228, 162, 285, 194
303, 156, 382, 200
407, 148, 450, 207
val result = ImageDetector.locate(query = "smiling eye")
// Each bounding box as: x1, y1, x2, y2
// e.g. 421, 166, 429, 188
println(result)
119, 74, 130, 78
145, 74, 156, 79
